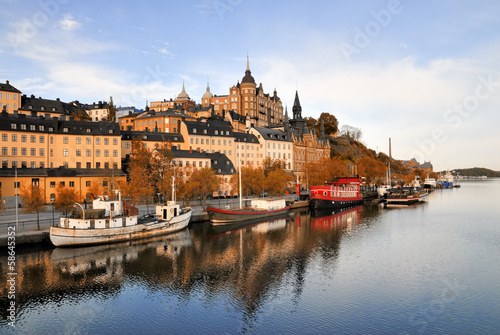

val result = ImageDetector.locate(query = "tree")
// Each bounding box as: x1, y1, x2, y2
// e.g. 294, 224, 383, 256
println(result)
19, 184, 46, 230
106, 96, 117, 123
149, 142, 175, 202
339, 125, 362, 141
265, 169, 294, 196
187, 167, 221, 207
128, 139, 155, 213
86, 180, 102, 201
318, 112, 338, 136
72, 107, 91, 121
54, 185, 80, 218
230, 165, 265, 197
304, 117, 319, 137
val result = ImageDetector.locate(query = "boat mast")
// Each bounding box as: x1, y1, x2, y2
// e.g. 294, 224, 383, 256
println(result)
388, 137, 392, 186
172, 165, 176, 202
239, 140, 242, 209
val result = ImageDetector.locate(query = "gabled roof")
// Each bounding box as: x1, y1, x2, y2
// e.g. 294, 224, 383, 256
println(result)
0, 81, 21, 94
233, 132, 259, 144
20, 95, 77, 115
183, 119, 234, 137
252, 127, 292, 142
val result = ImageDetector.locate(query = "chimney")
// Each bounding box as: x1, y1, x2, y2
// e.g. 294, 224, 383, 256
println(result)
189, 146, 192, 154
6, 80, 9, 85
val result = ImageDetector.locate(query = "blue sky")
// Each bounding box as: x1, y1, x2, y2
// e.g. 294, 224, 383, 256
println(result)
1, 0, 499, 171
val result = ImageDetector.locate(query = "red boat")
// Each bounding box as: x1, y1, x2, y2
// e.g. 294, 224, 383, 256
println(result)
309, 177, 363, 211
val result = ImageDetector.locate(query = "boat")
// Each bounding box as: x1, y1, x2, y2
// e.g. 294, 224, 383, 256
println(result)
50, 192, 192, 247
423, 176, 436, 190
309, 177, 363, 211
437, 170, 454, 188
377, 184, 391, 197
383, 187, 424, 206
206, 198, 290, 225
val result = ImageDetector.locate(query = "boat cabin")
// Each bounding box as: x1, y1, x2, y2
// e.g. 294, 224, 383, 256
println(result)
249, 198, 287, 211
155, 201, 183, 221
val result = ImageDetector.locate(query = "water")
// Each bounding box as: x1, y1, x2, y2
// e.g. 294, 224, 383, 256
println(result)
1, 179, 499, 334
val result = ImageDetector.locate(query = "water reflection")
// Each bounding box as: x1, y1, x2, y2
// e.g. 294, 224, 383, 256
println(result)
1, 207, 374, 332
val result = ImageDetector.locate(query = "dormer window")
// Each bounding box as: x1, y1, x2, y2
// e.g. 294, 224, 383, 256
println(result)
203, 129, 207, 134
193, 128, 197, 133
52, 107, 56, 112
40, 107, 45, 111
215, 130, 218, 135
63, 127, 69, 132
28, 105, 32, 110
21, 124, 26, 130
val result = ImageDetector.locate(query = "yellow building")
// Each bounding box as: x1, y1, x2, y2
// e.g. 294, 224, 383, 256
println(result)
150, 83, 196, 112
0, 111, 125, 203
0, 81, 22, 114
201, 58, 284, 128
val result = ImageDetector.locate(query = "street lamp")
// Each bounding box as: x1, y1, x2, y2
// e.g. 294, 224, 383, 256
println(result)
51, 198, 55, 226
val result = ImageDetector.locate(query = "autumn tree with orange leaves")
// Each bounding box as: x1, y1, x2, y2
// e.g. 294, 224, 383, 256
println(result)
19, 184, 46, 230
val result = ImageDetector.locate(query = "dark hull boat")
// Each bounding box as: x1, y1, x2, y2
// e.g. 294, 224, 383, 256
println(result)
207, 198, 290, 225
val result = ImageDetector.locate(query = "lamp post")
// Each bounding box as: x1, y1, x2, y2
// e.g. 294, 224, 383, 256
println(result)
51, 199, 55, 226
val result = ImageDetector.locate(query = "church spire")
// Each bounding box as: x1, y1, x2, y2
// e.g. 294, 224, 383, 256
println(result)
292, 90, 302, 119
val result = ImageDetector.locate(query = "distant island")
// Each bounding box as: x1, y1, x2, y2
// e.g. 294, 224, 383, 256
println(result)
439, 167, 500, 178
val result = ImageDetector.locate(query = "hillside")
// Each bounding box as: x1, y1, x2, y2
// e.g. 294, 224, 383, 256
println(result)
443, 167, 500, 177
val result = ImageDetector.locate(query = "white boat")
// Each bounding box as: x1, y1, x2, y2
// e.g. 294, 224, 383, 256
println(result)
50, 193, 192, 247
423, 176, 436, 189
377, 185, 391, 198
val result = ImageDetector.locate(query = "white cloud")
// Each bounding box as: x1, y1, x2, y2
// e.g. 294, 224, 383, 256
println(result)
59, 14, 81, 31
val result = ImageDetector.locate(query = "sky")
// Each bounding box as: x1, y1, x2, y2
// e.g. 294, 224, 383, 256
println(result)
1, 0, 499, 171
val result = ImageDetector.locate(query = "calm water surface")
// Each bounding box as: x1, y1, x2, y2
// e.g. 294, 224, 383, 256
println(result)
1, 179, 499, 334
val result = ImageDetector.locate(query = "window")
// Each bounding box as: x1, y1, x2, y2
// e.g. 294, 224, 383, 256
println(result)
10, 123, 16, 130
96, 138, 101, 145
104, 150, 109, 157
63, 127, 69, 132
113, 163, 118, 169
190, 138, 193, 144
30, 148, 36, 156
21, 148, 27, 156
30, 125, 35, 131
39, 135, 45, 143
50, 182, 55, 188
40, 148, 44, 156
39, 125, 44, 131
113, 138, 118, 145
86, 181, 91, 187
20, 124, 26, 130
76, 149, 81, 157
63, 149, 69, 156
104, 138, 109, 145
86, 162, 91, 169
86, 149, 91, 157
86, 137, 91, 144
50, 149, 53, 157
105, 162, 109, 169
96, 149, 101, 157
96, 162, 101, 168
125, 142, 130, 149
30, 161, 36, 168
69, 181, 75, 187
60, 181, 65, 187
2, 134, 7, 141
40, 162, 44, 168
63, 137, 68, 144
1, 147, 6, 155
113, 150, 118, 157
76, 137, 81, 144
